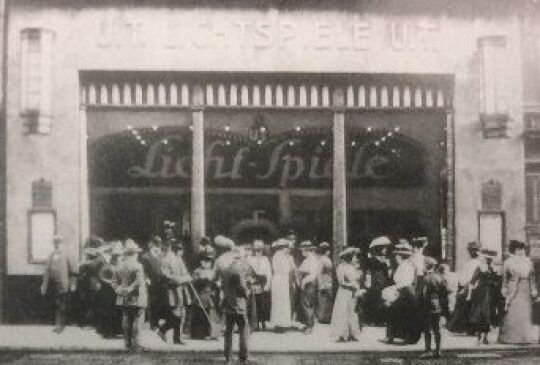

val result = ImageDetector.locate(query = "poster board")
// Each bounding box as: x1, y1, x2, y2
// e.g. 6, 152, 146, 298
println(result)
28, 209, 56, 263
478, 211, 505, 261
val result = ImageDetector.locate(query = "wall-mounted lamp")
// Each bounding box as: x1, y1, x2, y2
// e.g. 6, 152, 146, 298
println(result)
20, 28, 55, 134
477, 35, 509, 138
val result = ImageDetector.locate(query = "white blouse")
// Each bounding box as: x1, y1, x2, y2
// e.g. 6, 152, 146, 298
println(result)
393, 260, 415, 289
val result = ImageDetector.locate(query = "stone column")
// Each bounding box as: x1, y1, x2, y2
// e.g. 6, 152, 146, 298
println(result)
191, 107, 205, 251
332, 108, 347, 265
79, 106, 89, 263
445, 111, 456, 269
279, 190, 291, 227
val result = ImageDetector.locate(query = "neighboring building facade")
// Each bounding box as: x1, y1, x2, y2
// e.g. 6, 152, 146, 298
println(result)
0, 0, 532, 322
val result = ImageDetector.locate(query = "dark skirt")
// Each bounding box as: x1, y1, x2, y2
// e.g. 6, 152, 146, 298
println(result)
254, 291, 271, 323
96, 283, 122, 337
298, 282, 317, 329
447, 289, 473, 334
317, 289, 333, 324
191, 289, 222, 339
364, 287, 387, 326
387, 286, 422, 344
468, 285, 497, 332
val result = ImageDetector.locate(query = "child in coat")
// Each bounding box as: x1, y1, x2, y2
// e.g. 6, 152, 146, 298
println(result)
419, 257, 449, 359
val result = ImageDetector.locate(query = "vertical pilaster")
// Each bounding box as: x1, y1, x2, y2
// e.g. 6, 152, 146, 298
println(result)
191, 108, 205, 250
78, 106, 88, 263
279, 190, 291, 227
333, 109, 347, 265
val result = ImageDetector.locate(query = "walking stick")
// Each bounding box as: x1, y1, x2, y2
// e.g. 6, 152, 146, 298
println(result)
187, 282, 219, 336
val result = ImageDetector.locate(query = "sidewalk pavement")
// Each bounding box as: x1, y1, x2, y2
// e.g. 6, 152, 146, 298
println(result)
0, 324, 539, 354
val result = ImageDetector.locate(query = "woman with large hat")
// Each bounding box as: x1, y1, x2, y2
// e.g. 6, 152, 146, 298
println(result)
467, 249, 501, 344
331, 246, 362, 342
297, 241, 320, 334
316, 242, 334, 324
447, 241, 482, 334
384, 241, 421, 344
270, 238, 297, 332
499, 240, 537, 343
365, 236, 393, 326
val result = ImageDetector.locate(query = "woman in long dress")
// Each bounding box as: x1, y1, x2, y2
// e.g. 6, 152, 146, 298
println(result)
317, 242, 334, 324
271, 239, 297, 332
384, 242, 421, 344
331, 247, 362, 342
499, 240, 538, 344
468, 249, 501, 344
190, 254, 221, 340
365, 236, 393, 326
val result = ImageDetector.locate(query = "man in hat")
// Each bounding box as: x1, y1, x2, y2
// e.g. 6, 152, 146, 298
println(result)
115, 239, 147, 351
140, 236, 165, 331
247, 240, 272, 330
447, 241, 482, 334
222, 246, 251, 364
297, 241, 320, 334
158, 239, 192, 344
365, 236, 393, 326
316, 242, 333, 324
40, 234, 78, 333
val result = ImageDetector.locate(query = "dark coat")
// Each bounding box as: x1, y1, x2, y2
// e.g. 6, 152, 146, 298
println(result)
222, 258, 250, 315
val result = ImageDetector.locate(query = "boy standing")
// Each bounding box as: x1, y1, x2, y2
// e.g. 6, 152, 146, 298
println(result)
419, 256, 449, 359
116, 239, 147, 351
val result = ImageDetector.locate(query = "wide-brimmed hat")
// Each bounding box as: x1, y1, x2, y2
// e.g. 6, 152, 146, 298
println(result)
84, 246, 99, 257
424, 256, 438, 270
300, 240, 314, 249
271, 239, 289, 250
214, 235, 235, 250
369, 236, 392, 250
411, 236, 428, 248
339, 247, 360, 259
110, 241, 124, 256
393, 242, 412, 256
467, 241, 482, 251
319, 241, 330, 250
253, 240, 265, 251
124, 239, 142, 254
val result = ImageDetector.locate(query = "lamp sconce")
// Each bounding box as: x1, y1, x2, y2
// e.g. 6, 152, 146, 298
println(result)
477, 35, 509, 139
20, 28, 55, 135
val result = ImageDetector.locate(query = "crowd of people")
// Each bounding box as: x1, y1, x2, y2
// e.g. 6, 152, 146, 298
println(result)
40, 226, 540, 362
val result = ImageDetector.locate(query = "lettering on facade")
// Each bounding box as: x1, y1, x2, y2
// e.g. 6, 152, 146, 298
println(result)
90, 127, 424, 189
96, 15, 440, 53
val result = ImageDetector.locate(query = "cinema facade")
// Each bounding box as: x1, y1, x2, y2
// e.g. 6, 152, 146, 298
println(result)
2, 0, 532, 322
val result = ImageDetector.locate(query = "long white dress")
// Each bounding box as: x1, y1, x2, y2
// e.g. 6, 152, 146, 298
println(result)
271, 250, 296, 327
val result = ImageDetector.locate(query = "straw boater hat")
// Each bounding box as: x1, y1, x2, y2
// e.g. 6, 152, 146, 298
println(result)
393, 242, 412, 256
253, 240, 265, 251
339, 247, 360, 260
124, 239, 141, 254
369, 236, 392, 250
271, 238, 289, 250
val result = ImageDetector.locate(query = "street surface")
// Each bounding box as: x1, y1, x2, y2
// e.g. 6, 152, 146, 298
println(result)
1, 351, 540, 365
